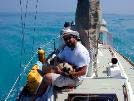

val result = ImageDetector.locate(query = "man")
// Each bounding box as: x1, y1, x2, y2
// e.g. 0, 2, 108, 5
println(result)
107, 58, 122, 78
37, 31, 90, 95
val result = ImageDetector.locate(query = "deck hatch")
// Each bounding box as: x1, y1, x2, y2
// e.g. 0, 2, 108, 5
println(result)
67, 93, 118, 101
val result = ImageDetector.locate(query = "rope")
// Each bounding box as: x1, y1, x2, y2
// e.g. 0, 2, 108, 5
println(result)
123, 83, 128, 101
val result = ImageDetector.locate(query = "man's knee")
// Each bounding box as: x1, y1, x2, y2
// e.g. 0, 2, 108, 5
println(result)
44, 73, 53, 84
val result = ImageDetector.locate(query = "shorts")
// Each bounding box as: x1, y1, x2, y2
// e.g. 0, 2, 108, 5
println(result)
50, 73, 81, 87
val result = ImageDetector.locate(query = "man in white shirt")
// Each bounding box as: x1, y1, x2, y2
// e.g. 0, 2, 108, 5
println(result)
58, 31, 90, 80
107, 58, 122, 78
37, 30, 90, 95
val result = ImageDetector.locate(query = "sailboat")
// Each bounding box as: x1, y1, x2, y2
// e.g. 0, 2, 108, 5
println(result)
5, 0, 134, 101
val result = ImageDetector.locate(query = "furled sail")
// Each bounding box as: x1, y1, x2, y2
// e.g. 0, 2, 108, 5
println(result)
75, 0, 101, 76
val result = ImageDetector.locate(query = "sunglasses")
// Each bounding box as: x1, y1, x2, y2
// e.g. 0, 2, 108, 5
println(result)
63, 35, 73, 41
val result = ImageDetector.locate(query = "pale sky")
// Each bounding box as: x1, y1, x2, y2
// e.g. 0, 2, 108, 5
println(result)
0, 0, 134, 14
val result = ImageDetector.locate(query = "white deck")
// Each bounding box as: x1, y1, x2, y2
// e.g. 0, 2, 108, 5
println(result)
56, 44, 134, 101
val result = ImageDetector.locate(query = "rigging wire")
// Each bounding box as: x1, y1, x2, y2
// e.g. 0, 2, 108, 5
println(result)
5, 0, 29, 100
32, 0, 39, 53
19, 0, 29, 68
18, 0, 29, 96
17, 0, 24, 98
23, 0, 29, 64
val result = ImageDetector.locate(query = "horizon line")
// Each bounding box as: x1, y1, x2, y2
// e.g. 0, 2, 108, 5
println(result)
0, 11, 134, 16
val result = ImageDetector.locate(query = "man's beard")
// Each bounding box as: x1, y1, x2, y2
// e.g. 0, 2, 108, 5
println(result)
66, 43, 75, 50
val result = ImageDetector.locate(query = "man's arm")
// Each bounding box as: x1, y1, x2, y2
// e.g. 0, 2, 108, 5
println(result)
69, 66, 87, 78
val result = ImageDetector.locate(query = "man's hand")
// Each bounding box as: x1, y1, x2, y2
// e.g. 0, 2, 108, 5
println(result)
68, 71, 75, 78
68, 66, 87, 78
55, 66, 62, 74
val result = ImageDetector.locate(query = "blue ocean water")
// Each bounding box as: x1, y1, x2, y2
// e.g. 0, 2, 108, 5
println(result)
0, 12, 134, 100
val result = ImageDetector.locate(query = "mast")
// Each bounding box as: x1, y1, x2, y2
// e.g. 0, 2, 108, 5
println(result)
75, 0, 101, 76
